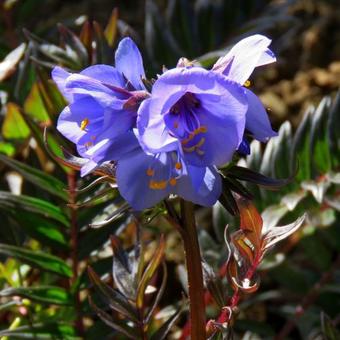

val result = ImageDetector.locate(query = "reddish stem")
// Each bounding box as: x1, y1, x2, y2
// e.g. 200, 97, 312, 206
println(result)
180, 200, 206, 340
67, 171, 84, 334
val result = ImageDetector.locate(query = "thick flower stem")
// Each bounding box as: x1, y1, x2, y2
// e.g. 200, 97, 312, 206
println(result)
67, 171, 84, 335
180, 200, 206, 340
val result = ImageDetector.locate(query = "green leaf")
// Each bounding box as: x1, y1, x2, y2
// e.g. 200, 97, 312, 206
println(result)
0, 141, 15, 156
136, 235, 165, 309
0, 154, 68, 201
291, 108, 312, 182
0, 323, 79, 339
2, 102, 30, 140
10, 212, 68, 250
0, 243, 72, 277
271, 121, 292, 180
0, 286, 72, 305
321, 312, 340, 340
23, 82, 50, 122
0, 191, 69, 226
310, 97, 332, 176
327, 91, 340, 167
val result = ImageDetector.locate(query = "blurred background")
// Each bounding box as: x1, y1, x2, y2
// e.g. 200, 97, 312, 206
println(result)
0, 0, 339, 339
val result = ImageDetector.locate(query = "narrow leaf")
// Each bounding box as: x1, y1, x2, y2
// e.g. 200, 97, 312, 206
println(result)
0, 286, 72, 305
150, 308, 182, 340
0, 322, 79, 339
0, 154, 67, 201
88, 296, 136, 339
0, 191, 69, 226
136, 235, 165, 309
87, 267, 138, 321
0, 243, 72, 277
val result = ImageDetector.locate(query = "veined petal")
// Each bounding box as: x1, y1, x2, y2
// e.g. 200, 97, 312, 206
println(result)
57, 97, 104, 144
51, 66, 72, 102
212, 34, 276, 84
116, 149, 170, 210
85, 131, 140, 163
80, 64, 125, 88
179, 87, 246, 166
65, 74, 126, 109
176, 166, 221, 206
244, 89, 277, 142
115, 37, 145, 90
137, 98, 179, 153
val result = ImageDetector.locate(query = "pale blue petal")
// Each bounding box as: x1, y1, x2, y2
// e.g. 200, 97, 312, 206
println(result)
212, 34, 276, 84
115, 37, 145, 90
244, 89, 277, 142
51, 66, 72, 101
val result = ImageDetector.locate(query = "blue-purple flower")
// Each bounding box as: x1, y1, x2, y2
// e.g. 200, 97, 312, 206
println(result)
52, 37, 147, 175
212, 34, 277, 142
137, 67, 248, 167
114, 131, 222, 210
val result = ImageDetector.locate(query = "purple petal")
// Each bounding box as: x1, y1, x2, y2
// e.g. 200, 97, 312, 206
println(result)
244, 89, 277, 142
176, 166, 221, 206
137, 98, 179, 153
51, 66, 72, 102
137, 68, 247, 166
115, 37, 145, 90
85, 130, 140, 163
57, 97, 105, 144
116, 150, 169, 210
65, 74, 126, 109
80, 64, 125, 88
212, 34, 276, 84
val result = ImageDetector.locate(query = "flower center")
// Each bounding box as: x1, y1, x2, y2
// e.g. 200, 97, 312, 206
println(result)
168, 92, 207, 156
80, 118, 89, 130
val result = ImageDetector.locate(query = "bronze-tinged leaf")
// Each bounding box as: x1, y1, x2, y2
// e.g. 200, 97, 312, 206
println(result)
87, 266, 138, 321
104, 8, 118, 47
227, 259, 240, 292
231, 231, 255, 264
136, 235, 165, 309
238, 199, 263, 251
262, 214, 306, 251
80, 20, 93, 56
231, 274, 260, 294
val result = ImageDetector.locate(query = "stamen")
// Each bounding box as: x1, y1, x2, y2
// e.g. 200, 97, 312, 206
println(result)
174, 121, 179, 129
181, 126, 207, 145
84, 141, 93, 149
175, 162, 182, 170
183, 137, 205, 154
244, 80, 251, 88
80, 118, 89, 130
149, 180, 167, 190
169, 178, 177, 186
146, 168, 155, 176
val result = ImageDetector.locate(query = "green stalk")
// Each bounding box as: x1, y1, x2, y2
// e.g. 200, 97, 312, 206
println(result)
180, 200, 206, 340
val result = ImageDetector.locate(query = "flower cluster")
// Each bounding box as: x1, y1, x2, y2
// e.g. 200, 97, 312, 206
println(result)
53, 35, 276, 210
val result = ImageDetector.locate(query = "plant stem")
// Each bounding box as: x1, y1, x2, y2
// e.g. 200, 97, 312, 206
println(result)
180, 200, 206, 340
67, 170, 84, 335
